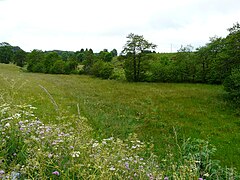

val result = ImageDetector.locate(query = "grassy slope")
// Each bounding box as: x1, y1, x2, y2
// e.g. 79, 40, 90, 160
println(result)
0, 63, 239, 170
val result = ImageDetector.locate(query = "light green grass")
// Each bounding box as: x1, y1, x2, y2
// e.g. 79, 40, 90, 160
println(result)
0, 63, 240, 171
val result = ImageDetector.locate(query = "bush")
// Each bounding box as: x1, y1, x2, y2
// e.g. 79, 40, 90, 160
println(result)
91, 61, 114, 79
223, 67, 240, 106
110, 68, 126, 81
50, 60, 67, 74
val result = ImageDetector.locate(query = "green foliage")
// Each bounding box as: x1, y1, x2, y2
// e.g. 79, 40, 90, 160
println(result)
98, 50, 113, 62
91, 60, 114, 79
110, 68, 126, 81
110, 49, 118, 57
76, 52, 85, 62
174, 45, 196, 83
26, 49, 45, 72
223, 67, 240, 106
82, 49, 95, 74
26, 50, 78, 74
147, 57, 173, 82
50, 60, 67, 74
0, 42, 13, 64
44, 52, 60, 73
12, 50, 27, 67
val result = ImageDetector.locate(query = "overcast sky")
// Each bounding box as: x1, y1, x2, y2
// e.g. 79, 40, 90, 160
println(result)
0, 0, 239, 53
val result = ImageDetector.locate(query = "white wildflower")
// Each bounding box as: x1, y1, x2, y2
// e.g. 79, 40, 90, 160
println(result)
109, 166, 115, 171
92, 142, 99, 148
204, 173, 209, 177
71, 151, 80, 158
4, 123, 10, 128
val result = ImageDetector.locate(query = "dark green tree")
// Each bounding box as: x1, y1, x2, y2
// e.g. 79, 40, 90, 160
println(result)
50, 60, 66, 74
98, 51, 113, 62
12, 49, 27, 67
223, 67, 240, 106
27, 49, 45, 72
76, 52, 85, 62
223, 22, 240, 76
44, 52, 60, 73
0, 42, 13, 64
90, 60, 114, 79
110, 49, 118, 57
122, 33, 157, 82
82, 49, 95, 74
174, 45, 196, 82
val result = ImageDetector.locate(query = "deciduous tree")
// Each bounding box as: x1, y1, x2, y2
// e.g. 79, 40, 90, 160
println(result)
122, 33, 157, 81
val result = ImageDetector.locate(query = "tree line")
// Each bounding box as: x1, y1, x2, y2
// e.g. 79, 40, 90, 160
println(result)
0, 44, 117, 77
0, 23, 239, 105
120, 23, 240, 105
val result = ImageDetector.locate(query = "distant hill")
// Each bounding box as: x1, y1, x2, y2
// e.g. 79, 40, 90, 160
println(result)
45, 50, 75, 56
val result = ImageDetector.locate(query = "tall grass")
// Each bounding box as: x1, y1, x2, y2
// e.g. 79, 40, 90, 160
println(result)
0, 100, 239, 179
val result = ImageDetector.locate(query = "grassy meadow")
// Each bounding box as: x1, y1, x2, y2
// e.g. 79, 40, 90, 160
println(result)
1, 63, 240, 176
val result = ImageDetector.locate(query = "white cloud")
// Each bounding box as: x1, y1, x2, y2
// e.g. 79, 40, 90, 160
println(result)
0, 0, 240, 52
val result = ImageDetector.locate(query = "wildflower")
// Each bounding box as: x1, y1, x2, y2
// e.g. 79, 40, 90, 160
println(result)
92, 142, 98, 148
11, 172, 21, 179
0, 170, 5, 174
105, 137, 114, 141
204, 173, 209, 177
4, 123, 10, 128
164, 177, 169, 180
109, 166, 115, 171
148, 174, 154, 180
125, 162, 130, 170
52, 171, 60, 176
198, 178, 203, 180
52, 141, 57, 145
48, 153, 53, 158
13, 113, 21, 119
71, 151, 80, 158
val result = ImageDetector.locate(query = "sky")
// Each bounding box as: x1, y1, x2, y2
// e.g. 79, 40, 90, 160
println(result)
0, 0, 239, 53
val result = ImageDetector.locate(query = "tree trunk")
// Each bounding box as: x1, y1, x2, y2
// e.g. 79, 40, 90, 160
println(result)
133, 51, 137, 81
202, 59, 206, 82
137, 54, 141, 81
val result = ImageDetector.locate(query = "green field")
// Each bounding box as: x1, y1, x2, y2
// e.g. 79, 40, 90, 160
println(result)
1, 63, 240, 171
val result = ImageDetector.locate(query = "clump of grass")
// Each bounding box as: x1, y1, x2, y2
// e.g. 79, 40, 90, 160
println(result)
0, 101, 239, 179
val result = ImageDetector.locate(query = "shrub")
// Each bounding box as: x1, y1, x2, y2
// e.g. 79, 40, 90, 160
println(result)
50, 60, 67, 74
91, 61, 114, 79
110, 68, 126, 81
99, 62, 114, 79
